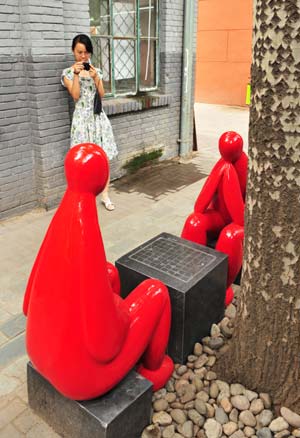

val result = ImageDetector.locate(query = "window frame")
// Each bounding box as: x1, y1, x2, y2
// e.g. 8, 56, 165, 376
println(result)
91, 0, 160, 98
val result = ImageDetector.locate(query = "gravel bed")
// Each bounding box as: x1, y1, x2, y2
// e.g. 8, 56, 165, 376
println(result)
141, 289, 300, 438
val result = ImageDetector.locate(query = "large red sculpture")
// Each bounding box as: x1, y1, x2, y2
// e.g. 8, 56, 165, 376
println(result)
23, 143, 173, 400
181, 131, 248, 306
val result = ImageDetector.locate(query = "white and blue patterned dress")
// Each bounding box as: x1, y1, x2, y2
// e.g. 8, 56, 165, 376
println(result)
61, 68, 118, 160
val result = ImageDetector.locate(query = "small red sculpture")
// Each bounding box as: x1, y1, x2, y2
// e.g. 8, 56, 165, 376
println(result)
181, 131, 248, 306
23, 143, 173, 400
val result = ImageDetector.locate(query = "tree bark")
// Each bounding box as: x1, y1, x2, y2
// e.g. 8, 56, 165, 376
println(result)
215, 0, 300, 412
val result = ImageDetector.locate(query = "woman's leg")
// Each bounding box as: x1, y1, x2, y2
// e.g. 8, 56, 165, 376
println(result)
101, 172, 115, 211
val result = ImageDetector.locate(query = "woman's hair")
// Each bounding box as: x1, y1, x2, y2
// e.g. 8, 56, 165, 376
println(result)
72, 34, 93, 55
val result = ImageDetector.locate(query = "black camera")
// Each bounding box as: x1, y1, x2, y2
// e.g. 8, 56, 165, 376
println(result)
83, 62, 90, 71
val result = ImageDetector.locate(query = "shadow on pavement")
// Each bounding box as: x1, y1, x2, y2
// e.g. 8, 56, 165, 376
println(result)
112, 158, 207, 200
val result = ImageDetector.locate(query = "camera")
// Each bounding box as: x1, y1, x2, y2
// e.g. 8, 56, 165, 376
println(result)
83, 62, 90, 71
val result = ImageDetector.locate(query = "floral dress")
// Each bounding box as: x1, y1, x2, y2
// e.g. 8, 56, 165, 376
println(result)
61, 68, 118, 160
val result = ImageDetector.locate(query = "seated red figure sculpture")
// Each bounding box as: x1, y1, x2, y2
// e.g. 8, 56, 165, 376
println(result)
181, 131, 248, 306
23, 143, 173, 400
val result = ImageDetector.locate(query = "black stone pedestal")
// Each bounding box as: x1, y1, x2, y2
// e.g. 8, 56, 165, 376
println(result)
116, 232, 227, 364
27, 362, 152, 438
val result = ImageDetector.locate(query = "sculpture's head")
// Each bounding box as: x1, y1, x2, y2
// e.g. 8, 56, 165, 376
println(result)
218, 131, 243, 163
65, 143, 109, 195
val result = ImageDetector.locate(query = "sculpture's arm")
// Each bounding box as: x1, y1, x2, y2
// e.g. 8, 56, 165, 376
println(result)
194, 159, 227, 213
82, 270, 130, 364
107, 262, 121, 295
234, 151, 248, 200
222, 165, 245, 226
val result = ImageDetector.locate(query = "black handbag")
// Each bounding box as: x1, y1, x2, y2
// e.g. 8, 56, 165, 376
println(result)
93, 91, 102, 115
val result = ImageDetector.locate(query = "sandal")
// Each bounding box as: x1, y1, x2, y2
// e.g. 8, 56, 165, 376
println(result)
101, 198, 115, 211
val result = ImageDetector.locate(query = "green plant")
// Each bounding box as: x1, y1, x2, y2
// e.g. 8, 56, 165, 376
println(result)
123, 149, 163, 174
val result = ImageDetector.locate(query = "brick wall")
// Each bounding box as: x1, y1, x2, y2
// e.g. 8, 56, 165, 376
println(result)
0, 0, 197, 219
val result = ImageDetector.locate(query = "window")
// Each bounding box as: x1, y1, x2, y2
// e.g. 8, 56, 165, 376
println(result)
89, 0, 159, 97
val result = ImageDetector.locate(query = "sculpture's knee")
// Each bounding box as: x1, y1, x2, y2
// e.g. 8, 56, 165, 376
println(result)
181, 212, 208, 245
217, 224, 244, 286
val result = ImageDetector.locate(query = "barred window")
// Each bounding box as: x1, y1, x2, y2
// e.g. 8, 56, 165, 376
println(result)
89, 0, 159, 97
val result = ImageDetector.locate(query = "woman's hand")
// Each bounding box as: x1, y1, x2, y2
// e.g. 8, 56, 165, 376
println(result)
72, 62, 84, 75
89, 64, 98, 79
90, 65, 105, 97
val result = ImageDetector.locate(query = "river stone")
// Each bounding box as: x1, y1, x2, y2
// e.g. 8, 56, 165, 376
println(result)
204, 419, 223, 438
195, 398, 207, 415
211, 324, 221, 337
292, 429, 300, 437
231, 395, 250, 411
177, 420, 194, 438
215, 407, 229, 425
171, 402, 184, 409
171, 409, 187, 425
207, 371, 218, 381
250, 399, 264, 415
177, 365, 188, 376
217, 381, 230, 399
207, 356, 217, 367
259, 393, 272, 409
188, 409, 204, 426
257, 427, 273, 438
162, 425, 175, 438
209, 338, 224, 350
196, 391, 210, 403
269, 417, 289, 432
175, 380, 189, 395
220, 397, 232, 413
185, 402, 195, 410
281, 407, 300, 428
194, 342, 203, 356
239, 410, 257, 427
230, 430, 244, 438
152, 411, 173, 426
229, 408, 238, 423
230, 384, 245, 396
192, 376, 204, 392
180, 384, 196, 403
142, 424, 162, 438
153, 399, 169, 412
225, 304, 236, 319
165, 392, 176, 403
203, 346, 215, 355
274, 430, 291, 438
223, 421, 238, 436
206, 403, 215, 418
195, 355, 209, 369
257, 410, 273, 427
166, 380, 175, 392
244, 426, 255, 437
244, 389, 258, 402
210, 382, 220, 399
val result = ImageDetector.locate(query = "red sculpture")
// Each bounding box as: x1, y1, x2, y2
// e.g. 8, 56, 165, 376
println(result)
181, 131, 248, 306
23, 143, 173, 400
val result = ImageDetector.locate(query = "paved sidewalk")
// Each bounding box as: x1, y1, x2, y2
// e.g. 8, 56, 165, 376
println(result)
0, 103, 249, 437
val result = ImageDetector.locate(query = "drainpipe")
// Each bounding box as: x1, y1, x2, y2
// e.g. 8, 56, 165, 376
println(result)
179, 0, 195, 159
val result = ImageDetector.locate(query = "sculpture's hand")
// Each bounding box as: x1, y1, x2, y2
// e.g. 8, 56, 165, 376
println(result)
221, 165, 245, 226
107, 262, 121, 295
194, 159, 227, 213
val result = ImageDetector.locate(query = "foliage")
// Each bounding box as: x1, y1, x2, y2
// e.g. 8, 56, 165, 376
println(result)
123, 149, 163, 174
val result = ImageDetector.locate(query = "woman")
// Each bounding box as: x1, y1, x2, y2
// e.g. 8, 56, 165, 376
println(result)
62, 34, 117, 211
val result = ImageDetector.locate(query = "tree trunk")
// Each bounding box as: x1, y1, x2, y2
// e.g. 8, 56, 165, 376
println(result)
216, 0, 300, 412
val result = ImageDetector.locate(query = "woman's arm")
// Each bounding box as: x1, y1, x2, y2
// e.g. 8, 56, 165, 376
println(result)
63, 62, 83, 101
90, 65, 105, 97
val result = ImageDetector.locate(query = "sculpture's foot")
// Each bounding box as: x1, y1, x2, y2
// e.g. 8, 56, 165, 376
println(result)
137, 355, 173, 391
225, 286, 234, 307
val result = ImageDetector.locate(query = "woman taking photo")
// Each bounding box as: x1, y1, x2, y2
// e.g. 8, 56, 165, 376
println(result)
62, 34, 117, 211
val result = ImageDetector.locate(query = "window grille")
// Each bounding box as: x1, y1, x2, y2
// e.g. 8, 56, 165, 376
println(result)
90, 0, 159, 97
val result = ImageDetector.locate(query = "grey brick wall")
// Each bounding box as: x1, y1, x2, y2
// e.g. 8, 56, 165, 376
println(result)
0, 0, 197, 220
